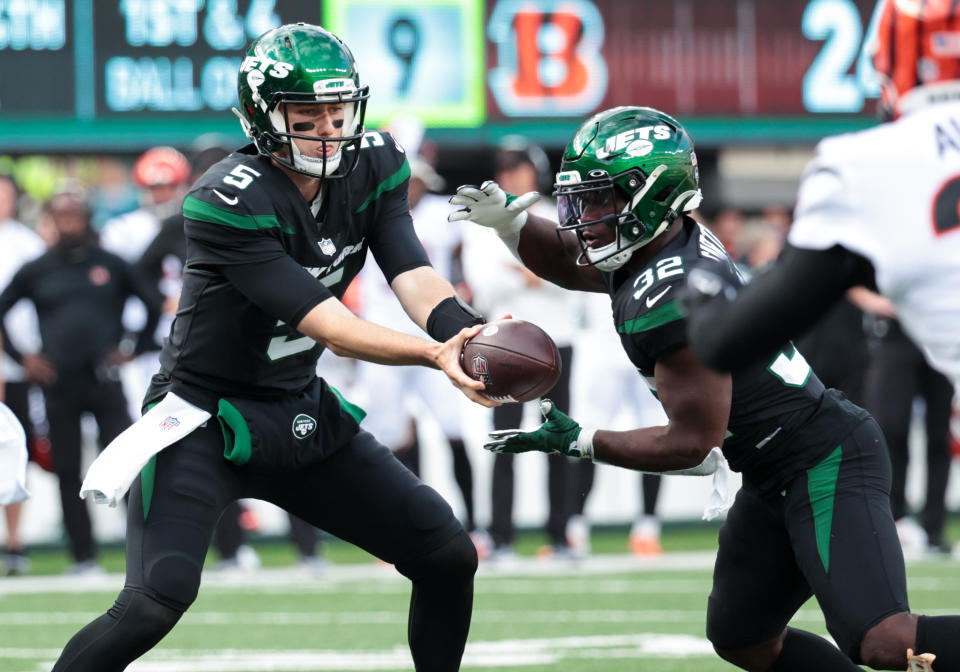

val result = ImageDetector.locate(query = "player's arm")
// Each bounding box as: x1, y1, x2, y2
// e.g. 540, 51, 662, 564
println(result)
389, 265, 485, 338
486, 345, 730, 473
516, 211, 606, 292
369, 172, 487, 341
590, 346, 730, 471
449, 181, 605, 293
685, 243, 875, 371
218, 253, 495, 407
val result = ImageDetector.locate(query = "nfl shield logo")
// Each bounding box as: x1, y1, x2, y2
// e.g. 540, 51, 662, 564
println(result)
159, 416, 180, 431
318, 238, 336, 256
471, 354, 491, 384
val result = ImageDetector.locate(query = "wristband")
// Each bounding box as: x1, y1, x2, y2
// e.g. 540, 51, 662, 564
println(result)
426, 295, 485, 342
576, 427, 596, 461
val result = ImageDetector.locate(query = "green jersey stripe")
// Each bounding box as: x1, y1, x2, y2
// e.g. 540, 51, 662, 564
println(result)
354, 158, 411, 213
183, 195, 294, 234
617, 300, 684, 334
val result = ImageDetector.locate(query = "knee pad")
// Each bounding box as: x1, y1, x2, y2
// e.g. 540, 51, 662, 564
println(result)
143, 550, 204, 608
396, 529, 478, 583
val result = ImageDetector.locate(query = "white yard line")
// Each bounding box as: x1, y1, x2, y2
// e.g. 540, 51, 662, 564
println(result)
2, 633, 719, 671
0, 552, 719, 596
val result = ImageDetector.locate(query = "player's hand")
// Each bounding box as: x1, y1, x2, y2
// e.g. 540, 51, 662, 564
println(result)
448, 180, 541, 237
485, 399, 587, 457
438, 324, 501, 408
21, 353, 56, 384
677, 261, 739, 316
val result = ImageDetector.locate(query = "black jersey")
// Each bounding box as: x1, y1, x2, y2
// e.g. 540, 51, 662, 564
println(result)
605, 217, 867, 492
0, 243, 161, 378
158, 132, 429, 407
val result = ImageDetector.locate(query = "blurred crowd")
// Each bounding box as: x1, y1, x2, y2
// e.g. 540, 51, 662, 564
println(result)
0, 133, 955, 577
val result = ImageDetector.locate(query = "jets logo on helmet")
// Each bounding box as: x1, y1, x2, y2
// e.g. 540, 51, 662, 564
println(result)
233, 23, 370, 180
554, 106, 701, 271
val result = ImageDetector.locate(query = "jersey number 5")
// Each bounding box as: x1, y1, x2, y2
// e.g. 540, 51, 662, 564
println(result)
767, 347, 812, 387
267, 321, 314, 361
223, 165, 262, 189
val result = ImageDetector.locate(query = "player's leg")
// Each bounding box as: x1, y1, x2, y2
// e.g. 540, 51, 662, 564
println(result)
864, 325, 918, 524
918, 361, 953, 549
2, 381, 32, 573
261, 429, 476, 672
88, 380, 133, 447
792, 418, 960, 670
491, 402, 522, 552
52, 422, 241, 671
544, 345, 575, 550
45, 389, 97, 566
706, 486, 860, 671
419, 367, 476, 532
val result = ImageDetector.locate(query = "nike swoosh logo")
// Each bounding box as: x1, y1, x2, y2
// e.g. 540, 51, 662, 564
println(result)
645, 286, 671, 308
212, 189, 238, 206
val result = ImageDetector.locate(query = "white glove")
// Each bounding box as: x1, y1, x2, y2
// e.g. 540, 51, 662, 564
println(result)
448, 180, 541, 238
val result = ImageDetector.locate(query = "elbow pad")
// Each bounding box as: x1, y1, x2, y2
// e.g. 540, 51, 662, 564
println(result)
426, 295, 485, 342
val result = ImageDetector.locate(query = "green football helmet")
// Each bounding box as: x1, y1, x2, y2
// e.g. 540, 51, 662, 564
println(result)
554, 106, 701, 271
234, 23, 370, 179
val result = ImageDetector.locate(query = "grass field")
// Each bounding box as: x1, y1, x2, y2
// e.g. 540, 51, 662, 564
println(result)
2, 523, 959, 671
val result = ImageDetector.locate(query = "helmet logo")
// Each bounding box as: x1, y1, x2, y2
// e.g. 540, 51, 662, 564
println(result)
246, 70, 266, 104
624, 139, 653, 157
556, 170, 582, 185
596, 125, 671, 160
315, 78, 354, 94
240, 50, 294, 79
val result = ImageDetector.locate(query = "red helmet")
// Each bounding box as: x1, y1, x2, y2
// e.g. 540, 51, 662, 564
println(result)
871, 0, 960, 118
132, 147, 191, 187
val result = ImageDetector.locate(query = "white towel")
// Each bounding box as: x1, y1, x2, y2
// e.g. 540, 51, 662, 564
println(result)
655, 447, 734, 521
80, 392, 211, 507
0, 401, 29, 505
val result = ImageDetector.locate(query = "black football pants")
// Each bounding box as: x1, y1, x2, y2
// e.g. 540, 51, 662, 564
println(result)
52, 423, 476, 671
864, 320, 953, 546
46, 380, 131, 563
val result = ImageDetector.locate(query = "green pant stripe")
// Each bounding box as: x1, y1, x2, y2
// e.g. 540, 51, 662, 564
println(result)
806, 445, 843, 573
140, 400, 161, 520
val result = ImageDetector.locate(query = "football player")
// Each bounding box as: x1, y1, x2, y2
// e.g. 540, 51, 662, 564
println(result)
684, 0, 960, 400
52, 23, 494, 672
450, 105, 954, 671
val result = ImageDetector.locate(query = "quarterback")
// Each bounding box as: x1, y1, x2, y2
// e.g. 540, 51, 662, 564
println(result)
685, 0, 960, 397
53, 23, 494, 672
450, 105, 955, 670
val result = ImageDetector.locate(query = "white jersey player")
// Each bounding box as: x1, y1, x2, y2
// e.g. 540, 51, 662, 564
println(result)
685, 0, 960, 395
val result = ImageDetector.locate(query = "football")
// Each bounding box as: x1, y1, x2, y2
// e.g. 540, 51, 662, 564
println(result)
461, 319, 562, 403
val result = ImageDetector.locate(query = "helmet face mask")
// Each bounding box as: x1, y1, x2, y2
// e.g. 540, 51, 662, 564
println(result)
554, 106, 701, 271
235, 23, 370, 179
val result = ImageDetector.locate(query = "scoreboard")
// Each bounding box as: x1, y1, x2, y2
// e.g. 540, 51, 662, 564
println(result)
0, 0, 883, 151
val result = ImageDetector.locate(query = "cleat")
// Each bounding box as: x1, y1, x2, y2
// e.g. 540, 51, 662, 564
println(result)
630, 515, 662, 556
630, 534, 663, 556
469, 529, 492, 561
907, 648, 936, 672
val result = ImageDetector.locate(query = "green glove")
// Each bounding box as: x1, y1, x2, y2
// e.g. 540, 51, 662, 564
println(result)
484, 400, 595, 459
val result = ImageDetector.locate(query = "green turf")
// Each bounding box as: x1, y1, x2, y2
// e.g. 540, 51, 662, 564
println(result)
2, 523, 959, 671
